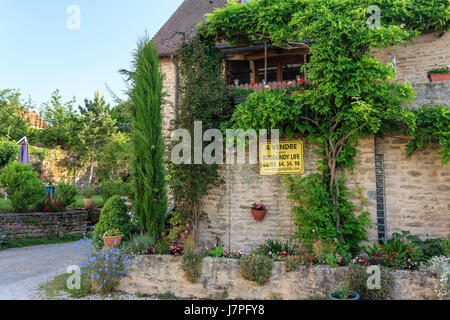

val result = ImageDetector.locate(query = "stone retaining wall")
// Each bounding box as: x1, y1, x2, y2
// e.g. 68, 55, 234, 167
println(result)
0, 210, 88, 238
118, 255, 440, 300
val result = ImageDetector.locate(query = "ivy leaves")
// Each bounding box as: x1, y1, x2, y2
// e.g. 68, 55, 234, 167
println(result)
407, 105, 450, 165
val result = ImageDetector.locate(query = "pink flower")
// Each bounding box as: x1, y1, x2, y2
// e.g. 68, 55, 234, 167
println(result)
275, 84, 281, 88
312, 229, 315, 233
334, 238, 338, 243
264, 85, 270, 89
287, 81, 293, 85
447, 65, 450, 69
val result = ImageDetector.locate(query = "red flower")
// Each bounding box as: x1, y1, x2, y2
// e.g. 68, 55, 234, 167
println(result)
299, 78, 305, 83
250, 82, 256, 86
388, 257, 394, 261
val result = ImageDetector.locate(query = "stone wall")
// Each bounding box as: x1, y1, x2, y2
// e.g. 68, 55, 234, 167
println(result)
376, 135, 450, 239
118, 255, 440, 300
197, 135, 449, 252
409, 82, 450, 109
371, 32, 450, 84
30, 147, 92, 188
0, 210, 88, 238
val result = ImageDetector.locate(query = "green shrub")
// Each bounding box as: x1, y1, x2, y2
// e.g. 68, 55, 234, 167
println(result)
240, 254, 273, 286
100, 179, 132, 202
182, 252, 204, 283
92, 196, 135, 246
124, 233, 155, 255
346, 264, 393, 300
0, 140, 18, 168
284, 174, 370, 256
392, 231, 446, 262
56, 181, 77, 209
0, 162, 45, 212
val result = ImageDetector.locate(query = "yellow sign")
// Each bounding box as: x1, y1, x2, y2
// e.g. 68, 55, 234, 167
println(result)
259, 140, 304, 175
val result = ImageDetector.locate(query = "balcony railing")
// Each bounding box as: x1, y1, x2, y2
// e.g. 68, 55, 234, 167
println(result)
229, 79, 305, 92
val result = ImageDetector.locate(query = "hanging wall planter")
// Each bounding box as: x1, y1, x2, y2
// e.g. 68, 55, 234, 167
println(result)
251, 203, 267, 221
427, 67, 450, 82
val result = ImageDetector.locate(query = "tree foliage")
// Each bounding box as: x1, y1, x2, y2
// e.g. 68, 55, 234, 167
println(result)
129, 39, 168, 238
78, 91, 117, 185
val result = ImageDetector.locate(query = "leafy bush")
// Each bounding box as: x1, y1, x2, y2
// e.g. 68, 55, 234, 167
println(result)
0, 162, 46, 212
391, 231, 447, 262
284, 174, 370, 257
346, 264, 393, 300
240, 254, 273, 286
35, 194, 66, 212
92, 196, 135, 246
100, 179, 132, 202
77, 237, 135, 295
124, 233, 155, 255
0, 223, 21, 248
0, 140, 18, 168
257, 239, 297, 257
420, 256, 449, 300
56, 181, 77, 209
182, 252, 204, 283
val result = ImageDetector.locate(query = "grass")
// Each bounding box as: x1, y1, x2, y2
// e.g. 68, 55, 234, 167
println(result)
39, 268, 91, 300
68, 194, 104, 209
0, 199, 13, 213
1, 234, 85, 250
0, 194, 104, 212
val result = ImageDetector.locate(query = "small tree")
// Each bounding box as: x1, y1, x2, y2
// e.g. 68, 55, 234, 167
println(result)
78, 91, 117, 185
129, 39, 168, 238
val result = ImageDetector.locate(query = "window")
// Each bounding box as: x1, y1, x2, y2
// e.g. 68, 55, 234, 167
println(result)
282, 63, 303, 81
257, 66, 278, 83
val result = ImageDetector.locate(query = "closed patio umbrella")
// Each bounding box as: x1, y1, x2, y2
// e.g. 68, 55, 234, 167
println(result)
17, 137, 30, 164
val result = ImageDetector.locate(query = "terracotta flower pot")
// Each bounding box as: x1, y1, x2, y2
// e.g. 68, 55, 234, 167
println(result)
429, 73, 450, 82
251, 209, 267, 221
102, 235, 123, 248
84, 198, 95, 210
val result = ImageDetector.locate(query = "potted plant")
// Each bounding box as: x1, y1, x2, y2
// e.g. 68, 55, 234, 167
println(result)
102, 228, 123, 248
428, 66, 450, 82
329, 281, 360, 300
80, 186, 96, 210
251, 202, 267, 221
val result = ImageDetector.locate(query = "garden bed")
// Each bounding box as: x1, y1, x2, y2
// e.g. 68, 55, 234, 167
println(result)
118, 255, 440, 300
0, 210, 88, 239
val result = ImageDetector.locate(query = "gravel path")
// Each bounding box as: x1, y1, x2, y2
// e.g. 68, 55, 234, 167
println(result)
0, 242, 82, 300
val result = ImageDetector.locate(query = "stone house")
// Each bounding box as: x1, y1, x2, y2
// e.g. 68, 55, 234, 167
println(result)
153, 0, 450, 251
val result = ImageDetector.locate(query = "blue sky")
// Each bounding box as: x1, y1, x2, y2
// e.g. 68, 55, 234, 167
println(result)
0, 0, 184, 110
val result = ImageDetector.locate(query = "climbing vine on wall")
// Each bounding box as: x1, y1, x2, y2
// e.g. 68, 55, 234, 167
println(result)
168, 35, 234, 242
202, 0, 449, 248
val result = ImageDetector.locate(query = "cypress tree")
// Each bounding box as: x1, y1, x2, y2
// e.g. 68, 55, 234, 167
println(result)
130, 40, 167, 237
